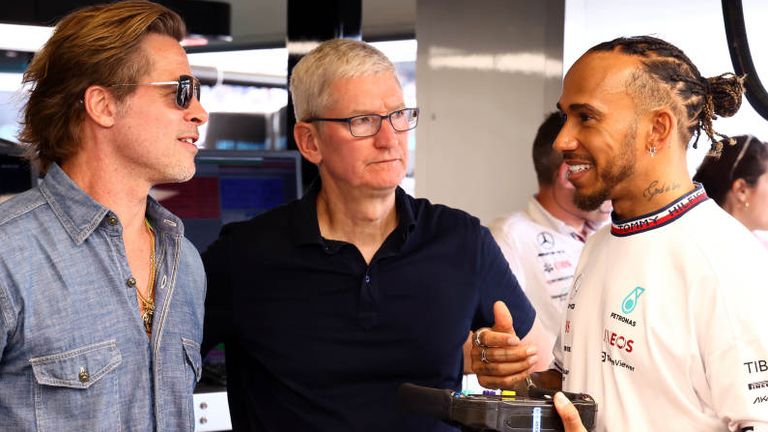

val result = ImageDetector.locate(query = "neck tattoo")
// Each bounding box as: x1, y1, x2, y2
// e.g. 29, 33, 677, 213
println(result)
642, 180, 681, 201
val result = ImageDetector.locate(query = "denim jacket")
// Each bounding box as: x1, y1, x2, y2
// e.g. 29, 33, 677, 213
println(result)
0, 164, 206, 431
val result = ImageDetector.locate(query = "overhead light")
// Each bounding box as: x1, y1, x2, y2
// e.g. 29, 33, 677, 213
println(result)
0, 72, 24, 91
188, 40, 417, 78
0, 23, 52, 52
0, 0, 230, 49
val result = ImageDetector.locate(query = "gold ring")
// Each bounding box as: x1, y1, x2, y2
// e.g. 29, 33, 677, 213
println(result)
480, 347, 489, 363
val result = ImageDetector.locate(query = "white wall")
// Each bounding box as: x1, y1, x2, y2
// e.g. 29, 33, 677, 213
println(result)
413, 0, 768, 223
415, 0, 565, 223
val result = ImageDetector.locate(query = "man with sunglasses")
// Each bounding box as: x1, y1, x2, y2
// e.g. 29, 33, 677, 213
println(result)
0, 1, 207, 430
202, 39, 544, 431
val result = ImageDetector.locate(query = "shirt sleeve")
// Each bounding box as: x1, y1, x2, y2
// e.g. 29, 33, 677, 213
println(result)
697, 260, 768, 430
0, 281, 16, 362
551, 327, 565, 373
201, 224, 236, 357
473, 225, 536, 338
489, 219, 527, 288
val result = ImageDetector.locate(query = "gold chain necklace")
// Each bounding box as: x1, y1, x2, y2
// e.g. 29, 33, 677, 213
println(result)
137, 218, 156, 337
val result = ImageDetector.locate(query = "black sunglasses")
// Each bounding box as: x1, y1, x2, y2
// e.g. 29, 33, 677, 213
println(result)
110, 74, 201, 109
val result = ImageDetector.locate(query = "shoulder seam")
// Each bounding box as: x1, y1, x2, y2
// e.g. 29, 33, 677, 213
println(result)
0, 195, 47, 227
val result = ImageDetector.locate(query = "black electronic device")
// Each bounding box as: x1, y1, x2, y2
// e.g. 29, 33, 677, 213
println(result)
398, 383, 597, 432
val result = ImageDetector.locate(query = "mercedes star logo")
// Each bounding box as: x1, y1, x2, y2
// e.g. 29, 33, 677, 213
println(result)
537, 231, 555, 249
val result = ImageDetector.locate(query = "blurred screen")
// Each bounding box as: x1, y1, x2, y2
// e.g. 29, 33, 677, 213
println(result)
153, 149, 302, 253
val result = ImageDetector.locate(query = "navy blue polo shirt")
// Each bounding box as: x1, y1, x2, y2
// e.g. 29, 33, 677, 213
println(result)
202, 182, 535, 431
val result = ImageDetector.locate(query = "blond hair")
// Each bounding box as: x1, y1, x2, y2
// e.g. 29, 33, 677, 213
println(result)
289, 39, 398, 121
19, 0, 186, 173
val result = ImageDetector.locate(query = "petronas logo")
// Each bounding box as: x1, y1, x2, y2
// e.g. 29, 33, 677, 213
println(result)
621, 287, 645, 314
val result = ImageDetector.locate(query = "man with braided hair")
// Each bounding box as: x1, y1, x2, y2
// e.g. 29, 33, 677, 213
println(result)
472, 36, 768, 431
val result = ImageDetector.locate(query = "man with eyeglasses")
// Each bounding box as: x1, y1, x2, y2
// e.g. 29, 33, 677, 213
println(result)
0, 1, 208, 430
202, 38, 545, 431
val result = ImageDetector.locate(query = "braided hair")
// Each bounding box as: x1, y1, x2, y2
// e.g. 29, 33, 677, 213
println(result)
589, 36, 744, 150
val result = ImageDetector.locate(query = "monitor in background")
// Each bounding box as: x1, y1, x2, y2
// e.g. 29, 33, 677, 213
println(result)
152, 150, 302, 254
203, 112, 270, 150
0, 141, 36, 204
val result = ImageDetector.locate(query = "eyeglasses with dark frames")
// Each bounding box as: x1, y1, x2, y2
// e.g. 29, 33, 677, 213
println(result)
110, 75, 201, 109
305, 107, 419, 137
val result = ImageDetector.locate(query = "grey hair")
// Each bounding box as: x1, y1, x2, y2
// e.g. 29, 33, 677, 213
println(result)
289, 39, 398, 121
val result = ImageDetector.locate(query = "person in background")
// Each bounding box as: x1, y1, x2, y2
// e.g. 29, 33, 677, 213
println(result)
0, 1, 208, 430
489, 111, 610, 367
694, 134, 768, 244
472, 35, 768, 431
202, 38, 546, 431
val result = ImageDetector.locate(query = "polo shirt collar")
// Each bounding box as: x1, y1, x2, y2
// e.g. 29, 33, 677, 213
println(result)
394, 186, 417, 238
290, 179, 417, 247
526, 195, 601, 242
527, 196, 578, 237
292, 179, 323, 246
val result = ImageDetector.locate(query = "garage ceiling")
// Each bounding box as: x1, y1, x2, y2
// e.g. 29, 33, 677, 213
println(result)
227, 0, 416, 45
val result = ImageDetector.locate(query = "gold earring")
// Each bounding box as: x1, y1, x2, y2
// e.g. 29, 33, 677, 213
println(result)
745, 201, 750, 209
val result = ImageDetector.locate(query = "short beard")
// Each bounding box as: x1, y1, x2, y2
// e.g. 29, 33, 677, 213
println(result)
573, 121, 637, 211
574, 187, 612, 212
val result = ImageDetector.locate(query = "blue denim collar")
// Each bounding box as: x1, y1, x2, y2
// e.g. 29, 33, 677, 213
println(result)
39, 163, 109, 245
146, 198, 185, 238
39, 163, 184, 245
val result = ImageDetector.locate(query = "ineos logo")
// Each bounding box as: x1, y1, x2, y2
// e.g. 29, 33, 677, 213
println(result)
603, 329, 634, 353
